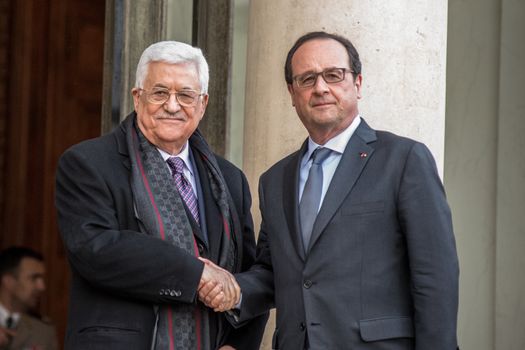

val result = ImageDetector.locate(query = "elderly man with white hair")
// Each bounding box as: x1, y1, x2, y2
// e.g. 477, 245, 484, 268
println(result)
55, 41, 267, 350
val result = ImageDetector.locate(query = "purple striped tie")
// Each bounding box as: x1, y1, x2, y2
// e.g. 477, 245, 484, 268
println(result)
167, 157, 200, 225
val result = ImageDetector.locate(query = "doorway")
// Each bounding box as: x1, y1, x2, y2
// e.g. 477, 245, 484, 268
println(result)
0, 0, 106, 345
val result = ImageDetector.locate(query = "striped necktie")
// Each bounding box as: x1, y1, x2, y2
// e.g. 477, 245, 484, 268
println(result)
167, 157, 200, 225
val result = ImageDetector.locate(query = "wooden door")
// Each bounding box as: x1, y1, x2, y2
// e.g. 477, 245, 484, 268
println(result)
0, 0, 105, 346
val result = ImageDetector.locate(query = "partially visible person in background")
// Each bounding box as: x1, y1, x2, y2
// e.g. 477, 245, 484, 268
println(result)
0, 246, 57, 350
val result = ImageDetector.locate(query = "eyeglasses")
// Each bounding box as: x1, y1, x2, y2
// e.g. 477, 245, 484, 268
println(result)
293, 67, 354, 88
139, 87, 204, 106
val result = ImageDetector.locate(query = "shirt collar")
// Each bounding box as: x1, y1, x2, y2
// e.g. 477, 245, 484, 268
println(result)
0, 302, 20, 328
303, 115, 361, 163
157, 142, 194, 176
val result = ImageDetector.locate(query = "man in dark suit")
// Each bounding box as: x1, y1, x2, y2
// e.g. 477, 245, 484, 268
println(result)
0, 246, 58, 350
55, 41, 267, 350
201, 31, 460, 349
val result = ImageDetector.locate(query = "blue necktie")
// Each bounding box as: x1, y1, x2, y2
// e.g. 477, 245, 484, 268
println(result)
299, 147, 332, 252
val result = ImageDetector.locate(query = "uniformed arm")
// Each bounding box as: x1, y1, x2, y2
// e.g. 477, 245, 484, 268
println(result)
55, 145, 204, 304
398, 142, 459, 349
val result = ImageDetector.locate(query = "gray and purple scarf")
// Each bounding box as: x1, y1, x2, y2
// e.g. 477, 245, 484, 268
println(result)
125, 114, 239, 350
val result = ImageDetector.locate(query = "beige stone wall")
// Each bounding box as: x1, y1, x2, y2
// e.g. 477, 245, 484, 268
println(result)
243, 0, 449, 186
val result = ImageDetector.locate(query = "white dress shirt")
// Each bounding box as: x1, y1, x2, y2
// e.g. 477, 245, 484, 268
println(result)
0, 302, 20, 328
299, 115, 361, 212
157, 142, 198, 194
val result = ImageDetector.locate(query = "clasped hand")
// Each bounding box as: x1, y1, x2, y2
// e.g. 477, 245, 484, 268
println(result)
198, 258, 240, 312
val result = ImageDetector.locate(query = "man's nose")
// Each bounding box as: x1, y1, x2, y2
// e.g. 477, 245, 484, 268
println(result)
36, 279, 46, 292
312, 75, 330, 94
163, 94, 182, 113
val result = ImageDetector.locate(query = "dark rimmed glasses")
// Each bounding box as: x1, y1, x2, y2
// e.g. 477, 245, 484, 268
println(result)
293, 67, 354, 88
139, 87, 205, 106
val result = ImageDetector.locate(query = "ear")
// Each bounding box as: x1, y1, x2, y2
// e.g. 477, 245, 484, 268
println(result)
354, 74, 363, 99
131, 88, 141, 111
199, 94, 209, 120
287, 84, 296, 107
1, 274, 16, 291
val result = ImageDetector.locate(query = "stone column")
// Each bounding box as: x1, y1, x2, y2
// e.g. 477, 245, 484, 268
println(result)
446, 0, 525, 348
242, 1, 448, 348
495, 0, 525, 348
445, 0, 500, 347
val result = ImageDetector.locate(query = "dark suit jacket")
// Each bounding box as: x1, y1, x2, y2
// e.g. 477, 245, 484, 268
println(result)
55, 115, 267, 349
4, 314, 57, 350
235, 120, 459, 349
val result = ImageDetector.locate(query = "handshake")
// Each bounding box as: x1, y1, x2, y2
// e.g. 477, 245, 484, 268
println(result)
198, 258, 240, 312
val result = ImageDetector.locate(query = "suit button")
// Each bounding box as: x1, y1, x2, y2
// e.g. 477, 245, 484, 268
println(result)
303, 280, 313, 289
160, 289, 165, 295
198, 244, 204, 255
300, 322, 306, 331
174, 290, 182, 297
169, 290, 176, 297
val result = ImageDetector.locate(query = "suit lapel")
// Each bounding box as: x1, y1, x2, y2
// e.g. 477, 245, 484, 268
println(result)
10, 315, 31, 349
283, 141, 308, 261
307, 121, 377, 252
117, 113, 133, 170
189, 153, 214, 253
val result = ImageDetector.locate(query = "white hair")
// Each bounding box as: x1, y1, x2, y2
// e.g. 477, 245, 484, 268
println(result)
135, 41, 209, 94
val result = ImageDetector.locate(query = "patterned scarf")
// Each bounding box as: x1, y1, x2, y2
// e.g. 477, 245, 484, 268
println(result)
125, 114, 239, 349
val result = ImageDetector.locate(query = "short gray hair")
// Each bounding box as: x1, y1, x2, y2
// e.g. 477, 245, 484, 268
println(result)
135, 41, 209, 94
